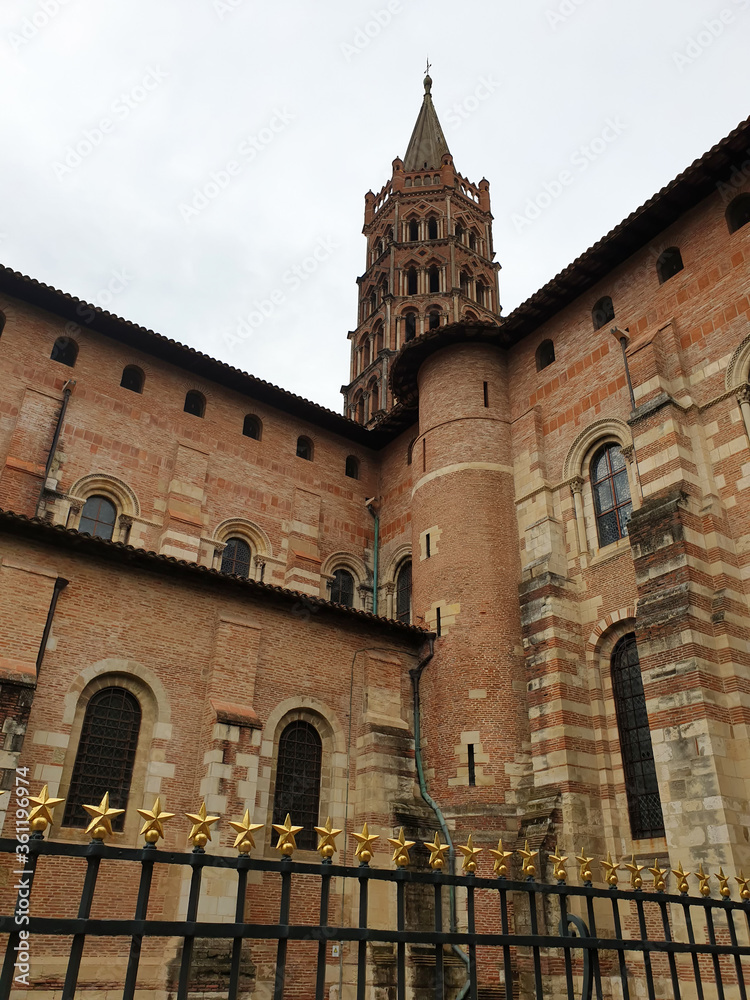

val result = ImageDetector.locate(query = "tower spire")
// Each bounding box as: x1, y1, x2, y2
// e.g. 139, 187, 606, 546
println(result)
403, 67, 450, 171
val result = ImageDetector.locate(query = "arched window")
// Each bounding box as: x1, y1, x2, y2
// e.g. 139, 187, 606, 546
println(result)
243, 414, 262, 440
345, 455, 359, 479
460, 271, 470, 296
184, 390, 205, 418
296, 436, 313, 460
407, 438, 416, 465
428, 310, 440, 330
592, 296, 615, 331
409, 219, 419, 242
427, 217, 438, 240
272, 721, 322, 850
330, 569, 355, 607
404, 313, 417, 341
475, 282, 485, 306
536, 340, 555, 371
62, 687, 141, 831
468, 231, 476, 250
726, 194, 750, 234
79, 495, 117, 540
407, 268, 418, 295
354, 394, 365, 423
221, 537, 252, 577
50, 336, 78, 367
656, 247, 684, 284
370, 291, 377, 314
455, 223, 464, 242
120, 365, 144, 393
611, 634, 665, 840
429, 266, 440, 293
591, 443, 632, 546
396, 561, 412, 623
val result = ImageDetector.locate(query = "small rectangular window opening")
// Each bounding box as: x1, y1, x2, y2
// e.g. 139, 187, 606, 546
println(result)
483, 381, 489, 407
422, 438, 426, 473
435, 605, 441, 635
468, 744, 476, 786
426, 533, 431, 559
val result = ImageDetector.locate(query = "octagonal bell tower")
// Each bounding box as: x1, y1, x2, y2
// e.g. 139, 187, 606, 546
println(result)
342, 74, 501, 425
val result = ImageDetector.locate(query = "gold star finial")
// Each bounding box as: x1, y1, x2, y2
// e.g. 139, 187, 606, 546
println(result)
549, 849, 568, 884
575, 850, 594, 885
457, 834, 483, 874
273, 814, 303, 857
314, 817, 342, 860
185, 801, 220, 850
673, 861, 691, 895
137, 797, 175, 844
28, 785, 64, 835
228, 810, 263, 854
601, 853, 620, 888
624, 855, 645, 891
519, 840, 538, 879
425, 832, 450, 871
696, 863, 711, 897
715, 867, 731, 898
83, 791, 125, 841
490, 838, 514, 878
735, 871, 750, 901
649, 859, 668, 893
353, 823, 379, 865
387, 828, 415, 868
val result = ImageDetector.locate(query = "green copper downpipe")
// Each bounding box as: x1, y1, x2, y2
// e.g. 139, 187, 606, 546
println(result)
366, 499, 379, 615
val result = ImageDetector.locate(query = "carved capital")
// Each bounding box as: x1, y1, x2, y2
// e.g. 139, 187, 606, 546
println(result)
384, 582, 396, 595
569, 476, 584, 496
254, 555, 266, 568
118, 514, 134, 527
67, 498, 85, 514
736, 384, 750, 406
620, 444, 635, 464
212, 540, 228, 554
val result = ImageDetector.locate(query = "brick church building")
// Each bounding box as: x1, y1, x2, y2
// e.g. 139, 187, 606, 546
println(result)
1, 74, 750, 996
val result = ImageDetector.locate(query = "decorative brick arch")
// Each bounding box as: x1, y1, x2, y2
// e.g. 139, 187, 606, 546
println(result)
68, 473, 140, 517
724, 325, 750, 390
586, 606, 638, 659
62, 657, 170, 728
213, 517, 272, 559
562, 417, 631, 480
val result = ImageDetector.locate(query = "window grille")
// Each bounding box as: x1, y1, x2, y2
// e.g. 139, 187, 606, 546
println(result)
611, 634, 665, 840
272, 721, 322, 851
62, 687, 141, 831
396, 561, 412, 623
591, 444, 632, 546
221, 538, 252, 577
79, 495, 117, 540
330, 569, 355, 607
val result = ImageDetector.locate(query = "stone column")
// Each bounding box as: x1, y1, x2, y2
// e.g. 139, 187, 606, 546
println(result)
570, 477, 588, 555
736, 385, 750, 441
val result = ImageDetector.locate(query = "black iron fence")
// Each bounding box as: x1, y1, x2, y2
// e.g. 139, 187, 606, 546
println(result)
2, 823, 750, 1000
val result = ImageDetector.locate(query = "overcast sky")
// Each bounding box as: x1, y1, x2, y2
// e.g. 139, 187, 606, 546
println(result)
1, 0, 747, 412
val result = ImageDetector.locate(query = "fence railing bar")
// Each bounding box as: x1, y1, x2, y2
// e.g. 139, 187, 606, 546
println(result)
656, 897, 681, 1000
227, 856, 250, 1000
466, 878, 478, 1000
176, 852, 206, 1000
356, 868, 369, 1000
725, 905, 748, 1000
61, 844, 103, 1000
558, 890, 576, 1000
434, 880, 444, 1000
314, 859, 332, 1000
396, 872, 406, 1000
704, 903, 727, 1000
272, 860, 292, 1000
583, 890, 603, 1000
121, 845, 156, 1000
634, 896, 657, 1000
526, 881, 544, 1000
498, 884, 513, 1000
0, 834, 42, 1000
608, 892, 630, 1000
682, 898, 707, 1000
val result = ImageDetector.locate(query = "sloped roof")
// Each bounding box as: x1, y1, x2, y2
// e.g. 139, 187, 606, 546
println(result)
403, 75, 451, 171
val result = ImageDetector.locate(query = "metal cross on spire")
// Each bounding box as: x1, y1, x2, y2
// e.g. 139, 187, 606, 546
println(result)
425, 57, 431, 76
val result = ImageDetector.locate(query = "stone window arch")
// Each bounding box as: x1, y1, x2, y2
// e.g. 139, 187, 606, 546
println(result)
320, 552, 369, 609
55, 669, 160, 843
263, 704, 343, 855
213, 518, 272, 580
563, 419, 638, 556
66, 473, 140, 543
